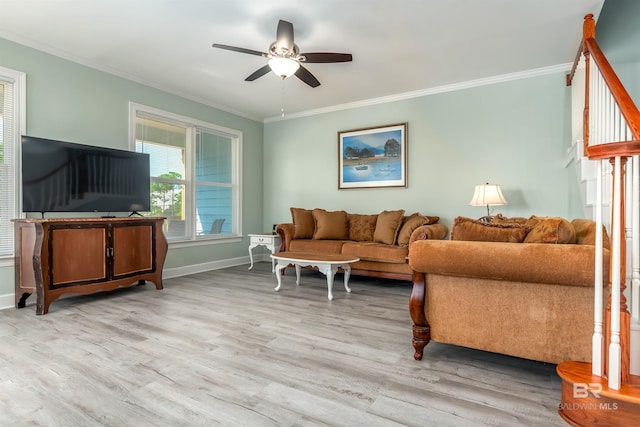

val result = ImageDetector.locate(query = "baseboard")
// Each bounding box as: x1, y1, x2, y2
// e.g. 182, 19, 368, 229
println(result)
162, 255, 253, 279
153, 253, 274, 278
0, 293, 14, 310
0, 254, 273, 311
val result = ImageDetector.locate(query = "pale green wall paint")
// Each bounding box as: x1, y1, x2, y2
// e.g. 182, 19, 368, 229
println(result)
263, 73, 579, 230
0, 267, 14, 297
596, 0, 640, 104
0, 37, 263, 295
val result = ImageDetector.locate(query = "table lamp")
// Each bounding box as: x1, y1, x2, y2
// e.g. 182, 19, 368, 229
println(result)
469, 182, 507, 221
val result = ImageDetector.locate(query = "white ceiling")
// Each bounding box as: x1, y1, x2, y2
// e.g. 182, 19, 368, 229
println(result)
0, 0, 604, 121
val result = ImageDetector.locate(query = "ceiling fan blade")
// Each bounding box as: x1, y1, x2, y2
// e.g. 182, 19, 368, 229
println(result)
300, 52, 353, 63
295, 65, 320, 88
275, 20, 295, 53
212, 43, 267, 57
245, 65, 272, 81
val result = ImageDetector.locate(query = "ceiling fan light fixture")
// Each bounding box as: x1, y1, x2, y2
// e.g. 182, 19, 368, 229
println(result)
268, 57, 300, 78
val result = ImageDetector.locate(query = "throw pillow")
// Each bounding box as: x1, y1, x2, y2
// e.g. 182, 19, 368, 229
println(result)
312, 209, 348, 240
491, 214, 528, 225
290, 208, 315, 239
523, 217, 576, 244
347, 214, 378, 241
397, 213, 430, 247
373, 209, 405, 245
450, 216, 530, 243
423, 215, 440, 224
571, 218, 610, 249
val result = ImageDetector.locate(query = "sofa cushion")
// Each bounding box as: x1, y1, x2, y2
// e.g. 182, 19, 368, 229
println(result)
373, 209, 405, 245
491, 214, 528, 225
289, 239, 345, 254
397, 213, 432, 247
312, 209, 348, 240
341, 241, 408, 264
347, 213, 378, 241
291, 208, 315, 239
523, 217, 576, 244
572, 218, 610, 249
451, 216, 530, 243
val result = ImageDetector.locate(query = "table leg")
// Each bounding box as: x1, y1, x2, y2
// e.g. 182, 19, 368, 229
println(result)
342, 264, 352, 293
248, 243, 257, 270
321, 264, 339, 301
274, 261, 286, 292
270, 247, 276, 272
295, 264, 302, 286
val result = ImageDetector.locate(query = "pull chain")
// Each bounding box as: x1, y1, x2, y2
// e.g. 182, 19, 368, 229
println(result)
281, 76, 286, 118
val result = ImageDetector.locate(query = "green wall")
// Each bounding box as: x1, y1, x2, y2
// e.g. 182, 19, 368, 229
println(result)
263, 72, 579, 230
596, 0, 640, 104
0, 37, 264, 297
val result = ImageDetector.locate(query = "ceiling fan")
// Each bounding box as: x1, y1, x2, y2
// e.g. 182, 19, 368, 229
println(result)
212, 19, 352, 88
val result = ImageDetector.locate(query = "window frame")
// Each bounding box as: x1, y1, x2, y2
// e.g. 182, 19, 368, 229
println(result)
129, 102, 242, 246
0, 66, 26, 264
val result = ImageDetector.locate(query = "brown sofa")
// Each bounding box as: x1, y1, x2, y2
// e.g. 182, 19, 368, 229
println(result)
276, 208, 448, 281
408, 215, 610, 364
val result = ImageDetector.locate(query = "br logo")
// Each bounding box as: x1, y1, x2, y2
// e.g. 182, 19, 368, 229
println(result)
573, 383, 602, 399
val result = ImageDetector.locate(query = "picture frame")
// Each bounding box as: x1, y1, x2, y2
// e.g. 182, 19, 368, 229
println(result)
338, 123, 407, 189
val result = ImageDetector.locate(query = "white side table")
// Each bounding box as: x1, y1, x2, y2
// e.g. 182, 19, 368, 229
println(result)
248, 233, 282, 272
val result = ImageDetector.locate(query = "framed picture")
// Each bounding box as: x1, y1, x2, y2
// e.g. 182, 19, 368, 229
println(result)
338, 123, 407, 189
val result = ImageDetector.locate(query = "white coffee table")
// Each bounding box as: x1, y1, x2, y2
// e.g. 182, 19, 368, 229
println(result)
270, 251, 360, 300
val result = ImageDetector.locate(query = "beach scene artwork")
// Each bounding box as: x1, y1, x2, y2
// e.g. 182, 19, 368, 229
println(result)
339, 123, 406, 189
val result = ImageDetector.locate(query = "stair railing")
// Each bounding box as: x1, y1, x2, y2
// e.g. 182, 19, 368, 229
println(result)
575, 13, 640, 390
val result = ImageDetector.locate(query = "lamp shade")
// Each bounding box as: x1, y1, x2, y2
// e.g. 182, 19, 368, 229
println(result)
469, 183, 507, 207
268, 57, 300, 78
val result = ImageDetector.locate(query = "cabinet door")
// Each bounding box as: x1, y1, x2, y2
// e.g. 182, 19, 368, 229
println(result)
111, 222, 155, 278
50, 226, 108, 288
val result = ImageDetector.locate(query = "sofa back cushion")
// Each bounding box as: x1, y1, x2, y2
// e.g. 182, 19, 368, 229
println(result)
373, 209, 405, 245
397, 213, 437, 247
451, 216, 530, 243
347, 214, 378, 241
290, 208, 315, 239
312, 209, 348, 240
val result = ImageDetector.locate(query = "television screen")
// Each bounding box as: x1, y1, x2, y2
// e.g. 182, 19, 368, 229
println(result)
21, 135, 150, 214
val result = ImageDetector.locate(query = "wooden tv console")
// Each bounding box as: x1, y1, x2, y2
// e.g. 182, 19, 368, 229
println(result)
13, 217, 167, 315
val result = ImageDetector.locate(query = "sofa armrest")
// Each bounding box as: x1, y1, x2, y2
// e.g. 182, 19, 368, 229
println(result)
408, 223, 448, 246
275, 223, 294, 251
408, 239, 609, 288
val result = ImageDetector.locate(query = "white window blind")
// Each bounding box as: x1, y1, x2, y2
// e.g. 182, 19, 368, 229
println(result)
0, 76, 19, 256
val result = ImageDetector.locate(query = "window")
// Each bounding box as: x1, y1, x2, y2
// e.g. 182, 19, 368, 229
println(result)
0, 67, 25, 259
130, 103, 241, 242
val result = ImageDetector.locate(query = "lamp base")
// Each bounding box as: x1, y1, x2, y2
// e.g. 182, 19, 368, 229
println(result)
477, 215, 493, 223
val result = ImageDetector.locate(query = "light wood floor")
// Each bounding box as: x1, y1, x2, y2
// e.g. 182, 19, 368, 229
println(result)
0, 262, 566, 426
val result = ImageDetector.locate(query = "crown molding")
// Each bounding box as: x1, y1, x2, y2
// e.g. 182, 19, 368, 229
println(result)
264, 63, 572, 123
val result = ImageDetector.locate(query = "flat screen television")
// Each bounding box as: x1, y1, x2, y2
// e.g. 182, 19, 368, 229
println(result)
21, 135, 150, 215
